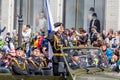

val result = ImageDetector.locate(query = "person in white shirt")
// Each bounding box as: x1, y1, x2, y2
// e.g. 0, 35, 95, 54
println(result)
22, 25, 31, 55
22, 25, 31, 42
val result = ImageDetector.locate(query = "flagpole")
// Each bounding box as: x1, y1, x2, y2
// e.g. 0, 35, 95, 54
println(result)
45, 0, 54, 33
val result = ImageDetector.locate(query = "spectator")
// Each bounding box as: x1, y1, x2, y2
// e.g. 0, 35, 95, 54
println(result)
89, 13, 100, 33
101, 30, 106, 40
2, 41, 10, 54
107, 29, 114, 41
88, 7, 95, 21
41, 38, 48, 48
0, 26, 6, 35
64, 29, 73, 47
5, 32, 12, 48
98, 40, 104, 48
33, 32, 40, 47
111, 52, 119, 71
90, 26, 98, 44
9, 50, 16, 57
78, 29, 88, 46
0, 54, 10, 68
88, 7, 95, 33
71, 28, 79, 46
22, 25, 31, 43
111, 33, 119, 49
0, 50, 4, 60
22, 25, 31, 57
101, 45, 113, 63
0, 36, 4, 49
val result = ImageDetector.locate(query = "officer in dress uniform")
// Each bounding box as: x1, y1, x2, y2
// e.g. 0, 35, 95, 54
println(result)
27, 47, 47, 75
10, 47, 28, 75
52, 22, 68, 76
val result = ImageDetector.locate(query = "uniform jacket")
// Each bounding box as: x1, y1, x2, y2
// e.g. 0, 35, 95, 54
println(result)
27, 56, 47, 75
10, 57, 28, 75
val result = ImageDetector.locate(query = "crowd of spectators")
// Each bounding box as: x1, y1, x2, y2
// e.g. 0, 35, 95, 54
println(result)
0, 24, 120, 73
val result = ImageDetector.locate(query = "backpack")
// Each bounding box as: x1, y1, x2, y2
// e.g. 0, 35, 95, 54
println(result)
47, 31, 55, 45
41, 38, 48, 47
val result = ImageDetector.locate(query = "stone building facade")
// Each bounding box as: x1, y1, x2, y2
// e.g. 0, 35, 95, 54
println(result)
0, 0, 120, 35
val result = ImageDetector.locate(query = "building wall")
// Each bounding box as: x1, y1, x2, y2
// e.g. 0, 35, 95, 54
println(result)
65, 0, 76, 28
1, 0, 120, 35
1, 0, 14, 36
84, 0, 94, 31
49, 0, 63, 23
118, 0, 120, 30
105, 0, 119, 32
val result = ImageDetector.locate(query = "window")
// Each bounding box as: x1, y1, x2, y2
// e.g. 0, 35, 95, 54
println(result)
63, 0, 105, 32
14, 0, 46, 33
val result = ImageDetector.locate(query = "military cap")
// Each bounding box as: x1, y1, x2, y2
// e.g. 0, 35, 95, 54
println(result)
92, 13, 97, 17
15, 47, 24, 50
31, 47, 38, 51
73, 51, 79, 56
54, 22, 63, 28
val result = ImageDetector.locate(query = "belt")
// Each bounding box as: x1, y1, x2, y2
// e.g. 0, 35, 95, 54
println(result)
54, 53, 68, 56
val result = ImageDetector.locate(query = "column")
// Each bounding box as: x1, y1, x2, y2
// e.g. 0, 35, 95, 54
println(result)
105, 0, 119, 32
118, 0, 120, 30
49, 0, 58, 22
8, 0, 14, 32
56, 0, 63, 22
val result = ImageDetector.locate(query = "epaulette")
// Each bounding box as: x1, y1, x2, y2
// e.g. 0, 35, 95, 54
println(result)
9, 59, 15, 66
28, 57, 32, 60
42, 58, 48, 67
28, 57, 38, 68
11, 58, 26, 70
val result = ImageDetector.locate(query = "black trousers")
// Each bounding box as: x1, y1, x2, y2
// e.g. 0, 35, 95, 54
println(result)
52, 56, 65, 76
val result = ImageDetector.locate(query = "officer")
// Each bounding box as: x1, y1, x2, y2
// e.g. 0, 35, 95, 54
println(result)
69, 51, 80, 69
10, 47, 28, 75
27, 47, 47, 75
52, 22, 68, 76
90, 50, 99, 66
